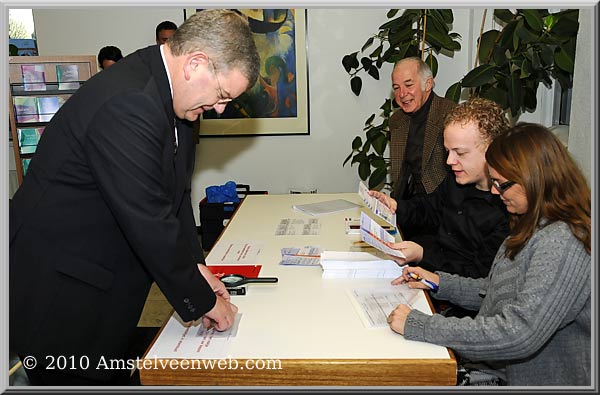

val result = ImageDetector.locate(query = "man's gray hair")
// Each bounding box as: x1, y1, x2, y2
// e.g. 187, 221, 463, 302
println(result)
394, 56, 434, 91
169, 9, 260, 89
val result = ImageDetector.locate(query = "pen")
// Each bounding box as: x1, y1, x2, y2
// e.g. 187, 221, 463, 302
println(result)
406, 271, 439, 292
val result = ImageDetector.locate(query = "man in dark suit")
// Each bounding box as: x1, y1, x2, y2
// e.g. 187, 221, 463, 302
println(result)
388, 57, 456, 201
9, 10, 260, 386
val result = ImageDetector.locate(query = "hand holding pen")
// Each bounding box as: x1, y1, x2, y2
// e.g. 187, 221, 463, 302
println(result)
392, 267, 439, 292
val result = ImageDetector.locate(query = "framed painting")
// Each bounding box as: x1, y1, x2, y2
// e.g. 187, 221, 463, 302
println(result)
184, 9, 309, 137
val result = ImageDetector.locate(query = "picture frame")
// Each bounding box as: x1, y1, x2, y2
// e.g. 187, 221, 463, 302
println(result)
184, 9, 309, 137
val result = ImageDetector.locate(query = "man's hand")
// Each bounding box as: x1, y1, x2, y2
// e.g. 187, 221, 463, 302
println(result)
368, 190, 398, 213
197, 263, 230, 302
201, 294, 238, 331
385, 241, 423, 264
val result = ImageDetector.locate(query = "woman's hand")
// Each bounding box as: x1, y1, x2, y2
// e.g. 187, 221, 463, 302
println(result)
387, 304, 411, 335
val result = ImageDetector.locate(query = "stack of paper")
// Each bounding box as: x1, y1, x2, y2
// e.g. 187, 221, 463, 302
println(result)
293, 199, 360, 216
320, 251, 404, 279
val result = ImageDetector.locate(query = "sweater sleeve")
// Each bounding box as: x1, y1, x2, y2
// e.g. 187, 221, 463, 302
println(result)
404, 222, 590, 362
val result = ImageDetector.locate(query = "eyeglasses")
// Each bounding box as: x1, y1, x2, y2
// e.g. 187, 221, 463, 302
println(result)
491, 179, 516, 194
208, 58, 233, 105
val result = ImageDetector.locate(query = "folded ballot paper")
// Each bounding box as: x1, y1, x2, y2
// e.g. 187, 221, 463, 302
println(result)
320, 251, 405, 279
358, 181, 397, 228
360, 212, 406, 259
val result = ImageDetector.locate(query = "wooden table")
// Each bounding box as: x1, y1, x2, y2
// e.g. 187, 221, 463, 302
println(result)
140, 193, 456, 386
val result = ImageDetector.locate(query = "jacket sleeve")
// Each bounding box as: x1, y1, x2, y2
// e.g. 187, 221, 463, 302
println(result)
84, 92, 215, 322
419, 214, 509, 278
177, 120, 205, 264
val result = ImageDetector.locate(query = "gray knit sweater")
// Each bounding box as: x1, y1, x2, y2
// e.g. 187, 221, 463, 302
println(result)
404, 220, 591, 386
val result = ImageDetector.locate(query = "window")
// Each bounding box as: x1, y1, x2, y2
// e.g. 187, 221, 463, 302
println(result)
9, 9, 38, 56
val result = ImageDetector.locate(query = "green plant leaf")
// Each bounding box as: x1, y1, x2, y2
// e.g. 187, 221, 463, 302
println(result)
371, 156, 387, 168
515, 17, 540, 44
367, 67, 380, 80
554, 47, 574, 73
361, 37, 375, 53
478, 30, 500, 65
425, 28, 456, 52
424, 53, 439, 77
494, 9, 515, 24
343, 152, 354, 167
369, 167, 388, 189
428, 10, 450, 35
462, 64, 497, 87
351, 76, 362, 96
379, 13, 411, 31
438, 9, 454, 24
512, 19, 523, 49
544, 14, 557, 30
445, 82, 462, 103
450, 39, 462, 51
370, 44, 383, 58
358, 161, 371, 181
520, 58, 531, 78
342, 52, 359, 73
387, 9, 399, 19
372, 133, 388, 155
361, 57, 372, 69
388, 25, 415, 47
499, 20, 518, 50
550, 10, 579, 37
381, 98, 393, 114
493, 44, 507, 67
364, 113, 376, 126
351, 136, 363, 150
521, 9, 543, 32
480, 86, 508, 109
540, 45, 554, 66
551, 67, 572, 90
507, 72, 522, 118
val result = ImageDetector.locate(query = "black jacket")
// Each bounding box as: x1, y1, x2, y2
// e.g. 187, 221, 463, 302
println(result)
10, 45, 213, 380
397, 176, 509, 279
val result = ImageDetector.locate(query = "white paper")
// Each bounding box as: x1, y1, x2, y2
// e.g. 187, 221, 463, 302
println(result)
145, 313, 242, 359
275, 218, 320, 235
292, 199, 361, 216
360, 212, 406, 259
348, 286, 420, 328
358, 181, 397, 227
206, 241, 263, 265
320, 251, 404, 278
279, 246, 322, 266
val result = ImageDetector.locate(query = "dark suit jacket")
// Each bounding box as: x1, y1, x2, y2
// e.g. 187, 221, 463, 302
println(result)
9, 46, 214, 380
388, 93, 456, 199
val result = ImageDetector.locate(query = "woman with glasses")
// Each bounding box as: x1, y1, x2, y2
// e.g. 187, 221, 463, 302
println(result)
387, 123, 591, 386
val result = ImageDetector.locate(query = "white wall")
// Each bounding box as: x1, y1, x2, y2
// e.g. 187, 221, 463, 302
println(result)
568, 8, 593, 183
30, 7, 593, 224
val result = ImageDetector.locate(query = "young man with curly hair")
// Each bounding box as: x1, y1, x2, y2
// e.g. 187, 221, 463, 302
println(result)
371, 98, 510, 316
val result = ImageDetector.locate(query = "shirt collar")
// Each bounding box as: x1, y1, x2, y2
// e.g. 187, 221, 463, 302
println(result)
159, 44, 174, 98
159, 44, 177, 148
